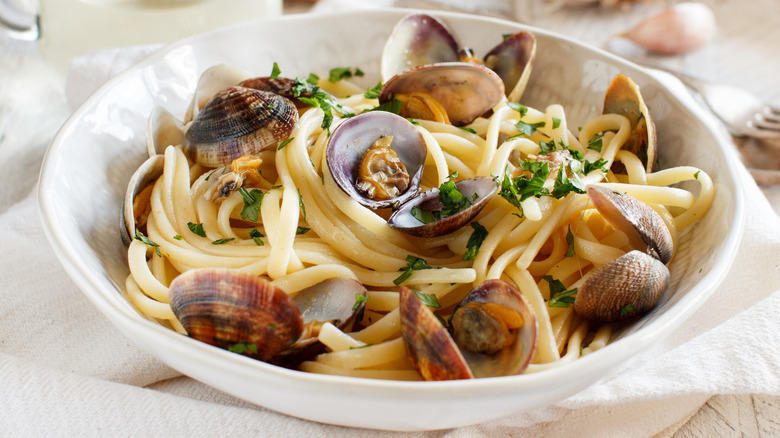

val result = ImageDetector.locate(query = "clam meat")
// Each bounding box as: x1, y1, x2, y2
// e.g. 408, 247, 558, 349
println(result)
400, 279, 538, 381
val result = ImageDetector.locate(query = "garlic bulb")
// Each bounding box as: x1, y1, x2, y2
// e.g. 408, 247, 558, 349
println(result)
620, 2, 717, 55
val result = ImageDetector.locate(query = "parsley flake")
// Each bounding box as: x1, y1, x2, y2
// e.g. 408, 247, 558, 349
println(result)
187, 222, 206, 237
619, 303, 635, 316
134, 229, 161, 257
270, 62, 281, 79
587, 132, 604, 152
228, 342, 258, 355
411, 288, 441, 308
211, 238, 234, 245
277, 137, 294, 150
544, 275, 577, 308
239, 188, 264, 222
353, 293, 370, 324
463, 222, 488, 261
249, 228, 264, 246
364, 81, 383, 99
565, 225, 576, 257
393, 255, 431, 286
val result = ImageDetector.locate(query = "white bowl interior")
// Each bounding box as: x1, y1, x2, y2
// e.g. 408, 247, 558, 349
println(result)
38, 9, 743, 431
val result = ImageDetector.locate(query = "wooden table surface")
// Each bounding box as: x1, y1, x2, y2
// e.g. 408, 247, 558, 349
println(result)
1, 0, 778, 435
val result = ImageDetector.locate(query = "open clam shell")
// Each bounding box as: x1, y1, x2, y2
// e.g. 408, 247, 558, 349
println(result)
603, 74, 657, 173
184, 63, 252, 123
574, 250, 670, 323
484, 31, 537, 103
169, 268, 304, 363
387, 176, 498, 237
184, 86, 298, 167
326, 111, 427, 210
276, 278, 368, 365
587, 184, 674, 264
121, 154, 164, 246
146, 106, 185, 157
451, 279, 538, 378
379, 62, 505, 126
380, 13, 460, 82
399, 285, 474, 381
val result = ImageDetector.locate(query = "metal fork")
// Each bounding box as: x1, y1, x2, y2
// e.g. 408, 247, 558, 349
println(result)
640, 64, 780, 139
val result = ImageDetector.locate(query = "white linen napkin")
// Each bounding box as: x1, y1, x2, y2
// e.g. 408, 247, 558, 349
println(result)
3, 5, 780, 437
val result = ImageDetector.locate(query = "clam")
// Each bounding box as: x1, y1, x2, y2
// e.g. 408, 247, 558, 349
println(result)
380, 13, 460, 81
146, 106, 185, 157
380, 13, 537, 112
379, 62, 505, 126
400, 279, 538, 381
603, 74, 657, 173
121, 154, 164, 246
574, 250, 670, 323
587, 184, 673, 264
326, 111, 426, 209
184, 64, 252, 123
183, 86, 298, 167
168, 268, 303, 363
484, 31, 537, 104
387, 176, 498, 237
276, 278, 368, 365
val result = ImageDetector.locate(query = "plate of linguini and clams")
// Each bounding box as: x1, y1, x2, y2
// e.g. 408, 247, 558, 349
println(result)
38, 8, 743, 431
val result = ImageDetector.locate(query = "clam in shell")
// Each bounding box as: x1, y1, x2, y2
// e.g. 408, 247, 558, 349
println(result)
184, 86, 298, 167
603, 74, 657, 173
574, 250, 670, 323
168, 268, 304, 363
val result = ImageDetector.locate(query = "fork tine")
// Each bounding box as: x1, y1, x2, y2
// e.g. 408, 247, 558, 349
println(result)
763, 107, 780, 122
755, 116, 780, 130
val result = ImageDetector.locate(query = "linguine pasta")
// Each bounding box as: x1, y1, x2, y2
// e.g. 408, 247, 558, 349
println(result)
124, 73, 714, 381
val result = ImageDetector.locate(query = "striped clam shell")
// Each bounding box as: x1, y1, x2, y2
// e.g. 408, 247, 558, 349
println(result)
169, 267, 303, 362
184, 86, 298, 167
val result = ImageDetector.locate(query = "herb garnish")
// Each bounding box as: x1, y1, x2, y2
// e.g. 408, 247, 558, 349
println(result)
249, 228, 264, 246
211, 238, 234, 245
565, 225, 575, 257
295, 227, 310, 235
587, 132, 605, 152
187, 222, 206, 237
270, 62, 281, 79
411, 288, 441, 308
463, 222, 488, 261
228, 342, 258, 355
364, 81, 383, 99
544, 275, 577, 308
277, 137, 294, 150
353, 293, 370, 324
515, 120, 546, 137
393, 255, 431, 285
619, 303, 635, 316
366, 99, 402, 115
239, 188, 264, 222
134, 229, 161, 257
328, 66, 364, 83
507, 102, 528, 117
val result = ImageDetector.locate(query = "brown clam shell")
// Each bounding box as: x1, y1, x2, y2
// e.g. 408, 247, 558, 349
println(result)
184, 86, 298, 167
484, 31, 537, 103
574, 250, 670, 323
399, 286, 473, 381
587, 184, 673, 264
378, 62, 505, 126
169, 268, 303, 362
452, 279, 538, 378
603, 74, 657, 173
380, 13, 460, 81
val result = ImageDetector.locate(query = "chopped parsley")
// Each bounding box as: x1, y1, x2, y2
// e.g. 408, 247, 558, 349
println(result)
298, 188, 306, 220
134, 229, 161, 257
619, 303, 635, 316
353, 293, 370, 324
173, 234, 182, 241
364, 81, 383, 99
366, 99, 402, 115
694, 170, 700, 180
507, 101, 528, 117
463, 222, 488, 261
583, 158, 609, 175
552, 117, 561, 129
411, 288, 441, 308
277, 137, 294, 150
410, 174, 476, 225
515, 120, 546, 137
544, 275, 577, 308
295, 226, 310, 235
270, 62, 281, 79
393, 255, 431, 286
551, 164, 586, 199
211, 238, 234, 245
458, 126, 477, 134
239, 188, 264, 222
187, 222, 206, 237
565, 225, 575, 257
587, 132, 604, 152
328, 66, 364, 83
228, 342, 258, 355
249, 228, 264, 246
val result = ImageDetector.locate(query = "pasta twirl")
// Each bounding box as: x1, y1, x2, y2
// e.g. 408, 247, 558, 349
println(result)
124, 70, 714, 381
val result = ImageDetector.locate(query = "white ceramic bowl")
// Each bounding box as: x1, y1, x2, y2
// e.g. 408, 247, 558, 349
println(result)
38, 9, 744, 431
